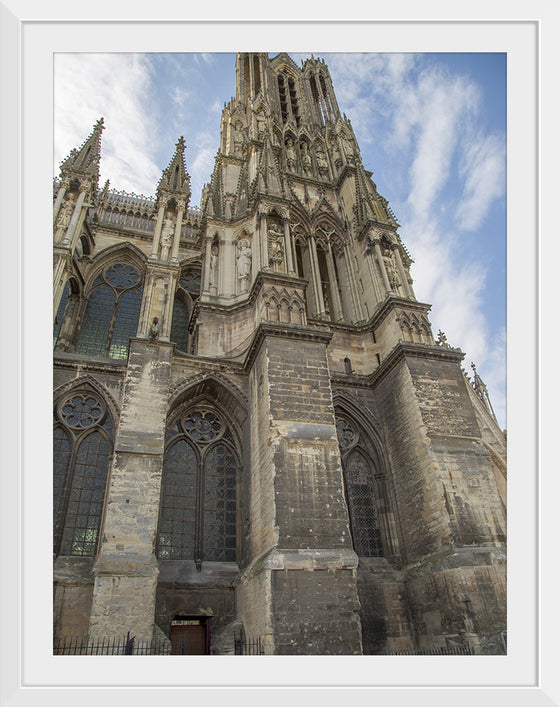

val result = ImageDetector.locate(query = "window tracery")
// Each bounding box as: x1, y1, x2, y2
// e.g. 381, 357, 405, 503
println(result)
157, 406, 238, 565
53, 390, 114, 557
335, 414, 384, 558
170, 268, 200, 353
75, 262, 143, 360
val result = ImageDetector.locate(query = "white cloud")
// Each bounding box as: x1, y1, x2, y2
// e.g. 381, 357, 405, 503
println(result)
54, 53, 162, 196
455, 132, 506, 231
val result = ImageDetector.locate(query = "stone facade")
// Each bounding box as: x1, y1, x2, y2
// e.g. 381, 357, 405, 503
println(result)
53, 53, 506, 655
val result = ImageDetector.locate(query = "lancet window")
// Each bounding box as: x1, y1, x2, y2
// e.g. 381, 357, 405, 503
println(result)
277, 70, 300, 127
335, 414, 384, 558
53, 389, 114, 557
75, 262, 143, 360
157, 406, 238, 565
170, 269, 201, 353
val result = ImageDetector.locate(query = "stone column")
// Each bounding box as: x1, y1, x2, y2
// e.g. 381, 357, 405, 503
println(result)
374, 240, 391, 294
61, 189, 86, 247
202, 237, 213, 295
150, 201, 166, 259
252, 216, 262, 281
364, 246, 383, 306
308, 236, 326, 317
88, 339, 174, 644
260, 213, 269, 271
222, 236, 235, 295
53, 179, 68, 224
325, 242, 344, 322
283, 218, 295, 275
344, 244, 364, 322
170, 199, 185, 263
393, 245, 412, 299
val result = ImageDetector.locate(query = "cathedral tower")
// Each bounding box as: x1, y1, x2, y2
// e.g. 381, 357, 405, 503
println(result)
53, 53, 506, 655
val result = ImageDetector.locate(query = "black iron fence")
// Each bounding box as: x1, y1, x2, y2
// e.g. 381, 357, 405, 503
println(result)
234, 633, 265, 655
54, 632, 171, 655
55, 634, 474, 656
380, 644, 474, 655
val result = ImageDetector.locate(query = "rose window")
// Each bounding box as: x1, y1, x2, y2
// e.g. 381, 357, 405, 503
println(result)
60, 394, 104, 429
183, 410, 223, 442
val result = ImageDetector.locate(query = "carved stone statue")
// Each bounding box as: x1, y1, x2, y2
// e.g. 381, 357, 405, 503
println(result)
285, 138, 297, 171
160, 217, 174, 260
255, 108, 267, 140
383, 254, 400, 290
330, 136, 342, 165
268, 224, 285, 269
209, 243, 219, 288
237, 239, 252, 291
341, 131, 355, 162
316, 145, 328, 175
300, 142, 312, 175
233, 121, 244, 157
149, 317, 160, 341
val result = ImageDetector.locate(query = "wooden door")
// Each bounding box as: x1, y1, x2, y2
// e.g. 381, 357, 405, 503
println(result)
170, 619, 208, 655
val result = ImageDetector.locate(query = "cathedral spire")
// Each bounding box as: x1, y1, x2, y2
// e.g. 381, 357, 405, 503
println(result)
59, 117, 104, 187
157, 136, 191, 201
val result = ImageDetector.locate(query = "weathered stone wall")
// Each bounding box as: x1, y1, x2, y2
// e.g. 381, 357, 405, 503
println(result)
405, 354, 506, 546
235, 561, 274, 651
236, 327, 363, 653
88, 339, 174, 641
326, 328, 379, 376
355, 559, 413, 653
405, 553, 506, 654
53, 557, 95, 640
331, 346, 506, 651
272, 566, 362, 654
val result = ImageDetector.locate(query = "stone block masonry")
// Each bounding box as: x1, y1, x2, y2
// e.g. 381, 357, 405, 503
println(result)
236, 326, 363, 653
88, 339, 174, 642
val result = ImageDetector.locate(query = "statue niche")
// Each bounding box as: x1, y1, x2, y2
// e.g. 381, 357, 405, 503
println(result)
267, 222, 285, 272
237, 238, 252, 292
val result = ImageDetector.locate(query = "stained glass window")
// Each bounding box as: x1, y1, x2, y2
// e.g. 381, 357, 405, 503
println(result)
157, 407, 237, 564
75, 262, 143, 360
170, 294, 191, 353
53, 391, 113, 557
170, 270, 200, 354
179, 272, 201, 295
345, 450, 383, 557
335, 415, 384, 558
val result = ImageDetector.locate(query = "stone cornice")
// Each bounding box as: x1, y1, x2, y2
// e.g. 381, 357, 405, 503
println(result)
309, 295, 431, 336
369, 294, 432, 330
193, 270, 308, 322
367, 341, 465, 388
53, 352, 127, 374
243, 321, 333, 372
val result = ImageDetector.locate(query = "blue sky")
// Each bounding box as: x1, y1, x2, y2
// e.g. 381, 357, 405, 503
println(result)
54, 52, 506, 426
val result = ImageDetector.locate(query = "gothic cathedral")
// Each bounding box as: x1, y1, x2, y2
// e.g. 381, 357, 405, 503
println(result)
53, 53, 507, 655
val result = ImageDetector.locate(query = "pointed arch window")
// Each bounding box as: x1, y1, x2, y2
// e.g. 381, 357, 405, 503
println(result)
336, 415, 384, 558
170, 269, 201, 354
75, 262, 143, 360
53, 390, 114, 556
157, 407, 238, 565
